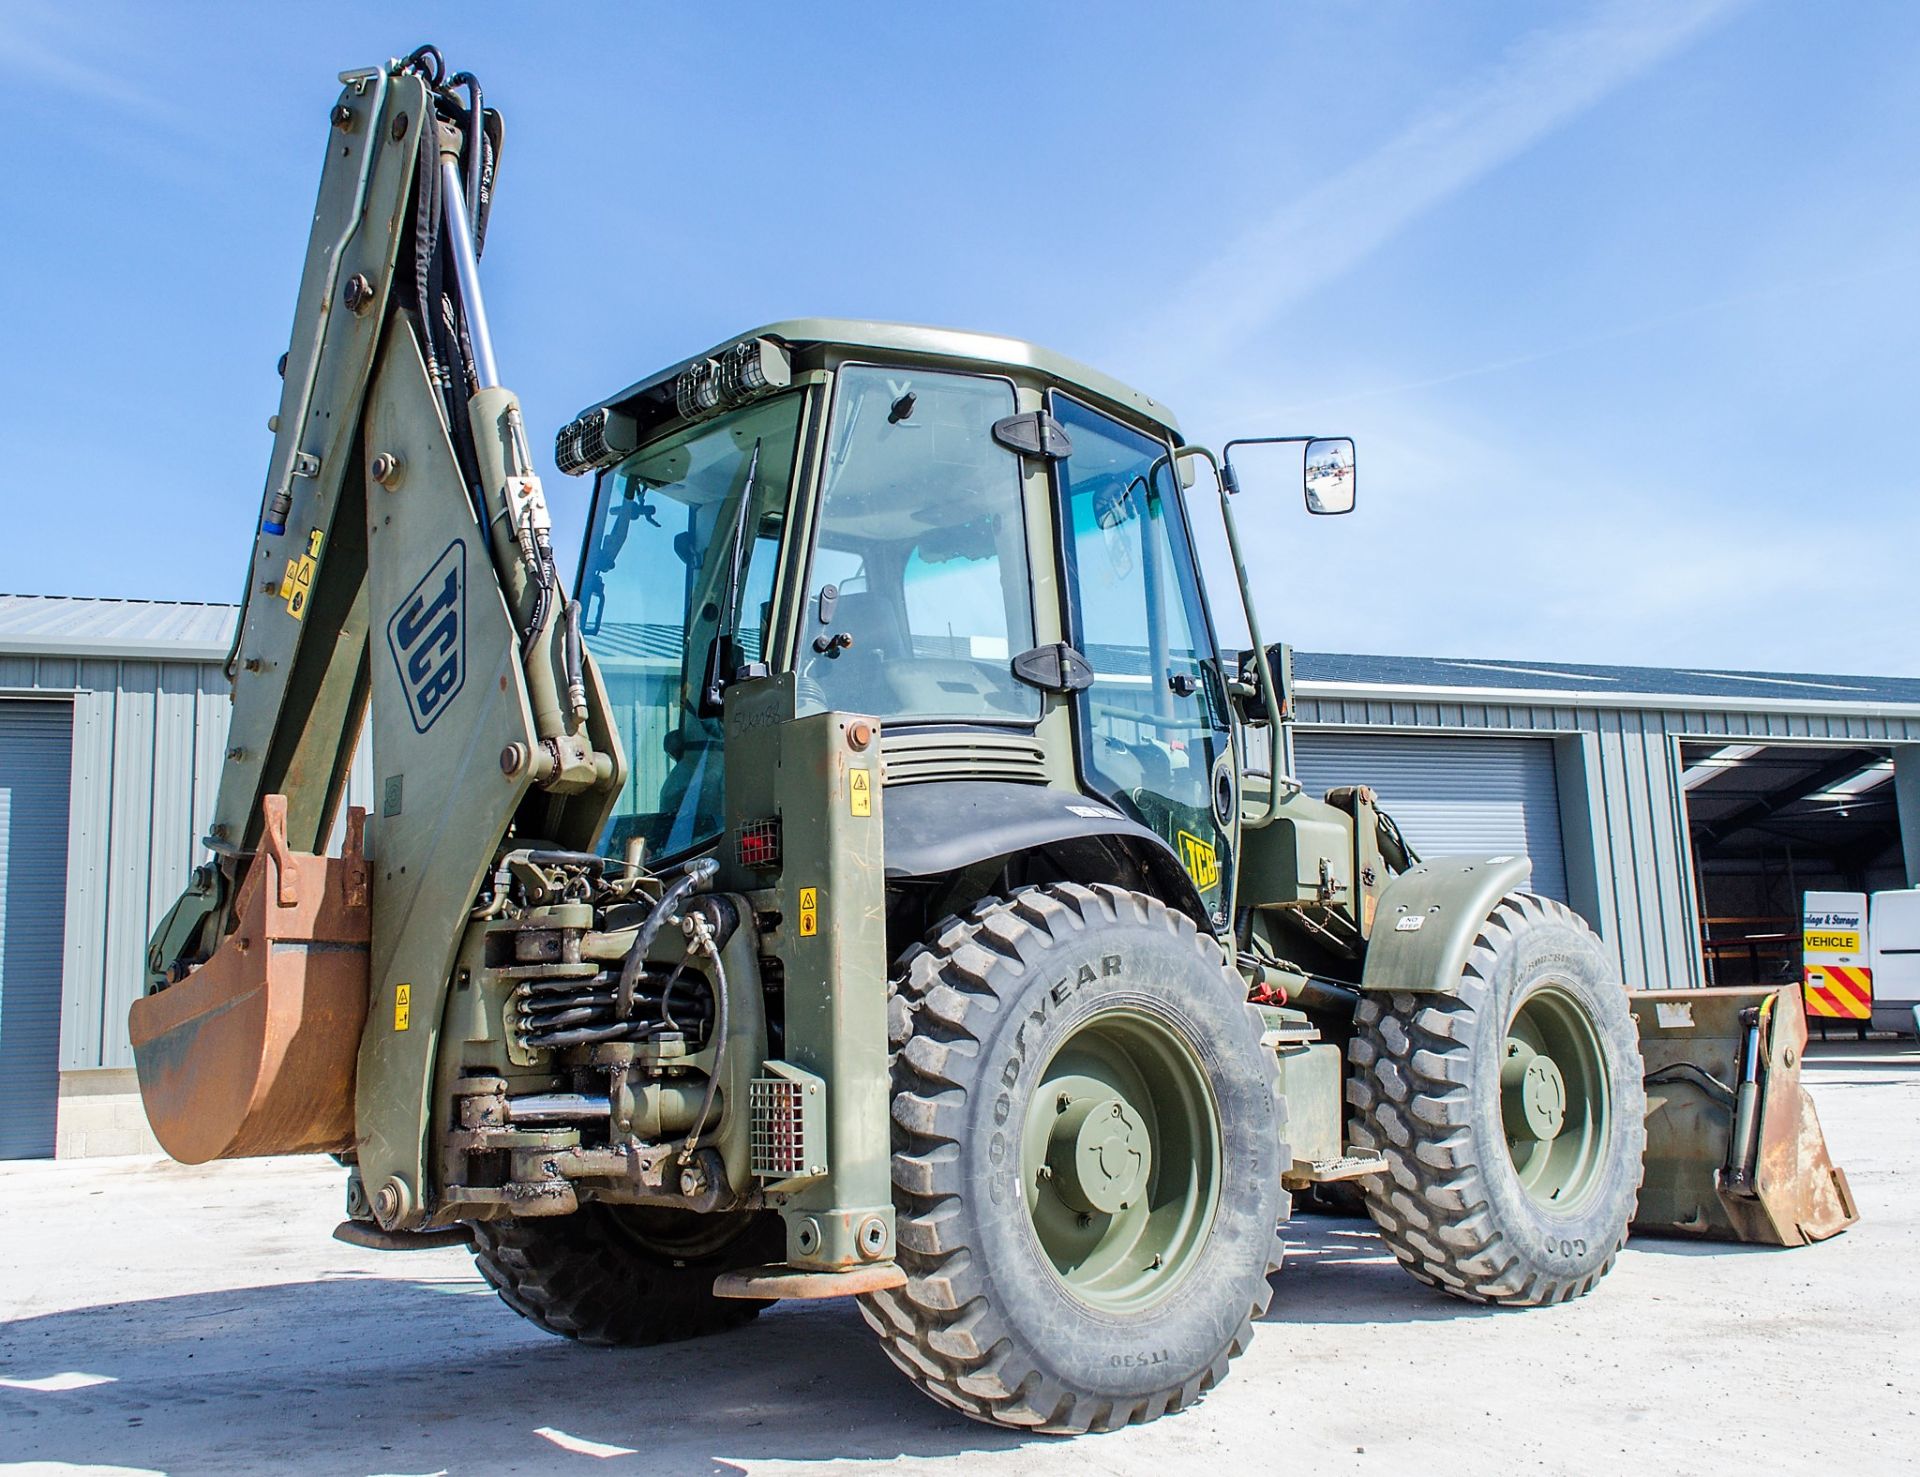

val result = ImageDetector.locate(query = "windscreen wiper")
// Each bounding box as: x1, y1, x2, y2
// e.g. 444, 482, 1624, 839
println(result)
699, 438, 763, 716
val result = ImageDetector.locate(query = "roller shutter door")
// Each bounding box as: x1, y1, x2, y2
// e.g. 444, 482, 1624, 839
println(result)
1292, 731, 1567, 903
0, 702, 73, 1158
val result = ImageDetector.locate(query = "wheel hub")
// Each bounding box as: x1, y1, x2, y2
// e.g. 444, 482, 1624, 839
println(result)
1503, 1046, 1567, 1141
1048, 1094, 1151, 1215
1017, 1010, 1221, 1316
1500, 985, 1612, 1210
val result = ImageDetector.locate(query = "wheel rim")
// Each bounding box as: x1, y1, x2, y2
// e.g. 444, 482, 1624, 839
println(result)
1501, 983, 1611, 1211
1017, 1008, 1222, 1314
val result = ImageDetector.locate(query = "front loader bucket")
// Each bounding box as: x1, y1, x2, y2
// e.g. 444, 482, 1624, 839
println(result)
128, 794, 372, 1164
1630, 985, 1857, 1245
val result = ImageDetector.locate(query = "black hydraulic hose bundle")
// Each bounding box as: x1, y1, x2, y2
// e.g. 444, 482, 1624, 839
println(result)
615, 857, 720, 1021
396, 46, 516, 588
516, 969, 712, 1050
516, 856, 724, 1053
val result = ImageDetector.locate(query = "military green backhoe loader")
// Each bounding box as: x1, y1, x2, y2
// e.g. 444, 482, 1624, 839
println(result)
130, 48, 1855, 1434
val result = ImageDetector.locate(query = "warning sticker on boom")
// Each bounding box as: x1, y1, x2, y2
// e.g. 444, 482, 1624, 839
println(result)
279, 528, 323, 620
798, 887, 819, 937
849, 769, 872, 817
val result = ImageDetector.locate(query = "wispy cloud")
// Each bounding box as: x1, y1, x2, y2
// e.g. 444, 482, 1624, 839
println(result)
1267, 262, 1904, 418
1118, 0, 1750, 388
0, 1, 190, 126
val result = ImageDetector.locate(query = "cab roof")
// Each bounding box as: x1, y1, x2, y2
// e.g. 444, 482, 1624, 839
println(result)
580, 317, 1181, 439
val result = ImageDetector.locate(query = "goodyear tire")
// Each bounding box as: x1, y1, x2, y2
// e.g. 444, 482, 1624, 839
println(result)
469, 1205, 784, 1346
1348, 892, 1645, 1303
858, 883, 1286, 1433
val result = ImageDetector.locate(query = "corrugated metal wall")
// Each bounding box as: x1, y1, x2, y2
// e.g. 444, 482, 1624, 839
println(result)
0, 653, 370, 1072
1294, 693, 1920, 993
0, 701, 73, 1156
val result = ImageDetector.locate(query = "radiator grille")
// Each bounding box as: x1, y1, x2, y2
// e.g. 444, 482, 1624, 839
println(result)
881, 729, 1047, 787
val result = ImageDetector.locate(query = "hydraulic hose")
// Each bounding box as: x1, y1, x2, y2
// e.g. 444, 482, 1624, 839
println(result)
564, 599, 587, 719
615, 857, 719, 1019
678, 912, 728, 1165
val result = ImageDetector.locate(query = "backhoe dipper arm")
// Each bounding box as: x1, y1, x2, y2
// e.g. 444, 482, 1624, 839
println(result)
143, 51, 623, 1217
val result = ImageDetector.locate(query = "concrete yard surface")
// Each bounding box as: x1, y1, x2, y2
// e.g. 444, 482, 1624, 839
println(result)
2, 1040, 1915, 1476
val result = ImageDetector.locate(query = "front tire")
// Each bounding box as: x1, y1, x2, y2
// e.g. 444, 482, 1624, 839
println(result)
859, 883, 1286, 1433
1348, 892, 1645, 1303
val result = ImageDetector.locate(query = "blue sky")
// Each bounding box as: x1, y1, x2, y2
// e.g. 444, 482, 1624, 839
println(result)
3, 1, 1915, 674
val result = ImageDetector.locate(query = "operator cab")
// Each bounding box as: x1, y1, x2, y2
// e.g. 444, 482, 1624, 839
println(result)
561, 320, 1345, 925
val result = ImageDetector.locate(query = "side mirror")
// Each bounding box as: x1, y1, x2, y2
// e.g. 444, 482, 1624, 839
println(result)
1218, 434, 1357, 516
1303, 437, 1355, 515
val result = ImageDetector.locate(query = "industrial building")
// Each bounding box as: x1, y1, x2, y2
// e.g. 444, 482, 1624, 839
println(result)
3, 593, 1917, 1158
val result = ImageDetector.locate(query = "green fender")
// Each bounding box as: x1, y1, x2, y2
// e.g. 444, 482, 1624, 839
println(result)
1360, 855, 1534, 994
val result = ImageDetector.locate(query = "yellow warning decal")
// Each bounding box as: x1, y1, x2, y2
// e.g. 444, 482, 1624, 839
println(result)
798, 887, 819, 937
1177, 830, 1220, 890
849, 768, 872, 817
394, 982, 411, 1032
279, 528, 323, 621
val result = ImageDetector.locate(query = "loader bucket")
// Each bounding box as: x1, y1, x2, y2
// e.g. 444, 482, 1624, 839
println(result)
128, 794, 371, 1164
1629, 984, 1857, 1245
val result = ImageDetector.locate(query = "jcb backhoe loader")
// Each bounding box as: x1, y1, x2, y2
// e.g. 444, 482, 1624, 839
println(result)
131, 48, 1855, 1434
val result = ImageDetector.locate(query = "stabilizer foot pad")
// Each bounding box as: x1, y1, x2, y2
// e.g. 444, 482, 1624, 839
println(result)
332, 1219, 474, 1252
712, 1262, 907, 1300
1282, 1152, 1390, 1189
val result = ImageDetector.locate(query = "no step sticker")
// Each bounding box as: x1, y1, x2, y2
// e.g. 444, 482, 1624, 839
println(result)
798, 887, 819, 937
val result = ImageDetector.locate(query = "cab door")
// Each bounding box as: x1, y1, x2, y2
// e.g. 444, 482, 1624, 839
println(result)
1048, 393, 1235, 925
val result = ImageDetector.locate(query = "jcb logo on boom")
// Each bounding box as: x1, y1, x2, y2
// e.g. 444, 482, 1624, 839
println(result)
388, 541, 466, 733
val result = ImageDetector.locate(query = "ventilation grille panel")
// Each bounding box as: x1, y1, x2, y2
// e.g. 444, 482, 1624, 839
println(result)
881, 729, 1047, 788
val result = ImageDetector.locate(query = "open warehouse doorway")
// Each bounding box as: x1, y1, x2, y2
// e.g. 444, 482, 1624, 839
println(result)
1680, 741, 1909, 991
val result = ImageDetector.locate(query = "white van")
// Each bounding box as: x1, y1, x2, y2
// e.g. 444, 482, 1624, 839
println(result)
1867, 888, 1920, 1037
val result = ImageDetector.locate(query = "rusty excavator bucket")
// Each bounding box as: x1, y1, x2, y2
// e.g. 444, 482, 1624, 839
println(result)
1630, 984, 1858, 1245
129, 794, 372, 1164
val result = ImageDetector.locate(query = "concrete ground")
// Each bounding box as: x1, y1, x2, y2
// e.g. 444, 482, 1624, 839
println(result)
3, 1040, 1915, 1477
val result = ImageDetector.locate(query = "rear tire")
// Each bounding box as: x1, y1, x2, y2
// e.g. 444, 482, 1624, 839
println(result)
859, 883, 1286, 1433
470, 1204, 784, 1347
1347, 892, 1644, 1304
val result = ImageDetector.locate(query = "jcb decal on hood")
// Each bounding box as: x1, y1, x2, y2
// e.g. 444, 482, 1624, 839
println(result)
388, 540, 466, 733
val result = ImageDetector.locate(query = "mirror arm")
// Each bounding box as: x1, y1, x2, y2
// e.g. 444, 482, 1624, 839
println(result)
1178, 445, 1285, 830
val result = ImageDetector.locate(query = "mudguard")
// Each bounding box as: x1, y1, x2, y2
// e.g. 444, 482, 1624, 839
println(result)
1360, 854, 1534, 994
882, 780, 1210, 927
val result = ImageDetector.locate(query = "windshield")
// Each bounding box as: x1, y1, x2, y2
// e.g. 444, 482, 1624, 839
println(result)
797, 364, 1037, 723
578, 391, 803, 860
